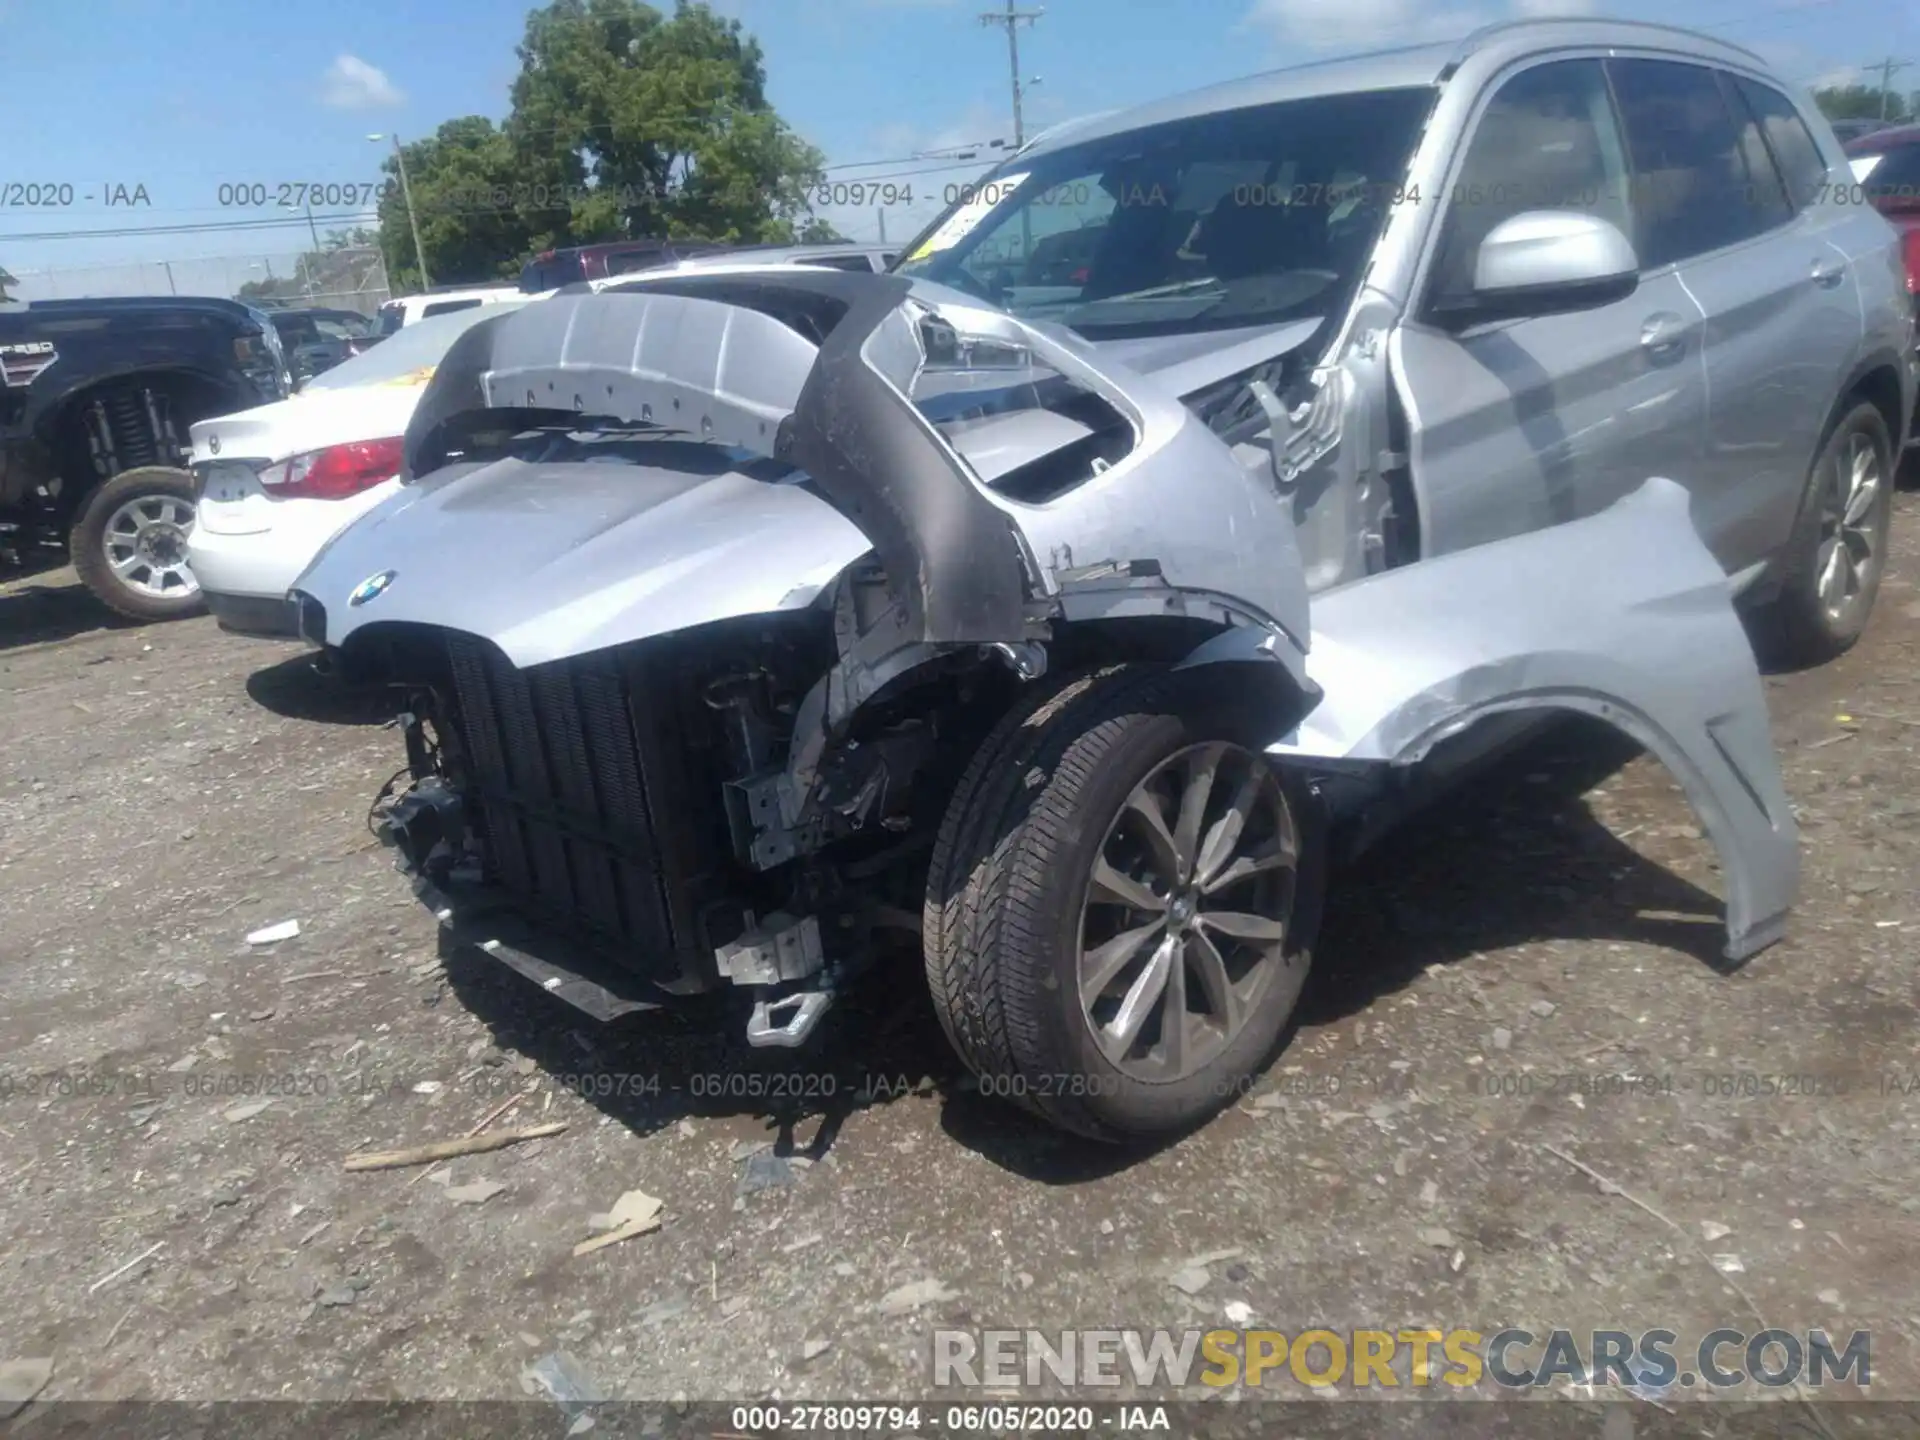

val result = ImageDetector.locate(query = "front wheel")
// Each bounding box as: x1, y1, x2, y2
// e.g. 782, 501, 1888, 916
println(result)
70, 466, 206, 622
924, 666, 1324, 1142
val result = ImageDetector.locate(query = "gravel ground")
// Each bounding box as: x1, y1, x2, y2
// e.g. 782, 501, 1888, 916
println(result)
2, 494, 1918, 1432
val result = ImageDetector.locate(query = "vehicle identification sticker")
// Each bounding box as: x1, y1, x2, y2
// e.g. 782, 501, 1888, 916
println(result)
906, 172, 1030, 262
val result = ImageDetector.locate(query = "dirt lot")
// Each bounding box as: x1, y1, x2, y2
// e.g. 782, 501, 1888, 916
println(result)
3, 495, 1919, 1432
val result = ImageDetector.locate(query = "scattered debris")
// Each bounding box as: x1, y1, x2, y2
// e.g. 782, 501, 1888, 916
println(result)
801, 1339, 831, 1362
729, 1139, 772, 1162
634, 1295, 691, 1326
224, 1100, 274, 1124
1711, 1254, 1746, 1275
445, 1179, 507, 1206
1817, 1289, 1841, 1307
1417, 1227, 1455, 1250
343, 1122, 568, 1172
245, 919, 301, 945
737, 1150, 797, 1196
878, 1278, 958, 1316
317, 1284, 358, 1307
1491, 1027, 1513, 1052
1223, 1300, 1254, 1324
1700, 1221, 1733, 1242
0, 1358, 53, 1420
1529, 1000, 1556, 1018
522, 1351, 606, 1420
1419, 1179, 1440, 1206
1168, 1265, 1212, 1296
87, 1242, 163, 1295
574, 1188, 663, 1257
412, 1081, 442, 1095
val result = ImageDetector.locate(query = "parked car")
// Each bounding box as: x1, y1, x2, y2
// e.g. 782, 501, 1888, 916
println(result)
187, 302, 530, 637
290, 18, 1910, 1143
0, 295, 291, 619
268, 307, 380, 389
585, 243, 900, 292
375, 284, 520, 335
1844, 122, 1920, 363
515, 240, 737, 293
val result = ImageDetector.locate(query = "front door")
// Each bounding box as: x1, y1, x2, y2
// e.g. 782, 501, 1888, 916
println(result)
1387, 56, 1709, 559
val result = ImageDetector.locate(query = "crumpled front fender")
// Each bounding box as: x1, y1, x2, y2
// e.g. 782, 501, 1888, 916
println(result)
1269, 477, 1799, 962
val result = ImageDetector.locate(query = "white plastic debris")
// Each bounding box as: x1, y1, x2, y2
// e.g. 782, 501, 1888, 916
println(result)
1699, 1220, 1733, 1242
246, 919, 301, 945
1711, 1253, 1745, 1274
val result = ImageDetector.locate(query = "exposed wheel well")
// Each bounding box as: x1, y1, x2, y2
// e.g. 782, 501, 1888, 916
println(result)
1842, 361, 1906, 449
44, 371, 239, 519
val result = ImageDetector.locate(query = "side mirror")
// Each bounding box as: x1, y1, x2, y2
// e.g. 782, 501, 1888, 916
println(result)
1467, 210, 1639, 322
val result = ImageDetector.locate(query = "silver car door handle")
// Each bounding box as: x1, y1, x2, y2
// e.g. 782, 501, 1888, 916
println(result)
1639, 312, 1690, 355
1811, 258, 1847, 288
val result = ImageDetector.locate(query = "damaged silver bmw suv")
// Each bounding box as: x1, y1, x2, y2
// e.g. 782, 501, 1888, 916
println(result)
292, 19, 1912, 1141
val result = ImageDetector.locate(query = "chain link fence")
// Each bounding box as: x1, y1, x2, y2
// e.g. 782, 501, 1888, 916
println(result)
5, 246, 393, 317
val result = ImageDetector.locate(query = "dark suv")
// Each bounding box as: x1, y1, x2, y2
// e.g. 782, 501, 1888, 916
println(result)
1, 296, 290, 619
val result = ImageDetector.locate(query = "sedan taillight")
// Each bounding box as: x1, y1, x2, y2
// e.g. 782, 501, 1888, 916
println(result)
1902, 227, 1920, 295
258, 436, 405, 501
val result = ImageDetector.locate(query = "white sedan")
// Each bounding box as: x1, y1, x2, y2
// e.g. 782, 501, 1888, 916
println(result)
187, 301, 529, 636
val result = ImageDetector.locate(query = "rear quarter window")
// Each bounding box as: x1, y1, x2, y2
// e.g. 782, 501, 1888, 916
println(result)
420, 298, 483, 319
1732, 77, 1831, 210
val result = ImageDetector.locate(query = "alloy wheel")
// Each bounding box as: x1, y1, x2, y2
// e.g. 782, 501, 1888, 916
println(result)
102, 494, 199, 601
1077, 741, 1299, 1081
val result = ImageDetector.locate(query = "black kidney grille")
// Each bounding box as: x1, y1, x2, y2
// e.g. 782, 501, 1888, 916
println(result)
445, 633, 679, 973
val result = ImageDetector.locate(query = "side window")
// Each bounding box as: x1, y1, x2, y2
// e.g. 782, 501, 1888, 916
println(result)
1429, 60, 1635, 311
420, 298, 482, 319
1733, 76, 1831, 209
1609, 58, 1789, 267
809, 255, 881, 272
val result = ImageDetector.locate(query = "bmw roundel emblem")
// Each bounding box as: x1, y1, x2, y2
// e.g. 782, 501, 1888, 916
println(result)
349, 570, 396, 607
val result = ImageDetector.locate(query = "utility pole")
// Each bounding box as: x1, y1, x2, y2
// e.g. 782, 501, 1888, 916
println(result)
979, 0, 1043, 148
369, 132, 431, 290
1873, 57, 1911, 122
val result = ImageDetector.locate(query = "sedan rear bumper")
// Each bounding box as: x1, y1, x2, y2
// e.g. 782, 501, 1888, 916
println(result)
204, 589, 299, 638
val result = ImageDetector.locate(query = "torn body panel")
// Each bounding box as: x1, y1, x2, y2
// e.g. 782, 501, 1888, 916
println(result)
1268, 476, 1798, 961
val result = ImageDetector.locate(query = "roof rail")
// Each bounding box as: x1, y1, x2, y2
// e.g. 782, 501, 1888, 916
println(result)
1452, 17, 1764, 66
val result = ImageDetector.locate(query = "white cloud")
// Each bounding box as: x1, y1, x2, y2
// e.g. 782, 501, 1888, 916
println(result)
1511, 0, 1597, 14
320, 55, 405, 111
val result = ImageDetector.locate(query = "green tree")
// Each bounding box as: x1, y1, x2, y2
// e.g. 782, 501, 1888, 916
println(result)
505, 0, 829, 248
0, 266, 17, 302
1812, 84, 1914, 125
375, 116, 536, 291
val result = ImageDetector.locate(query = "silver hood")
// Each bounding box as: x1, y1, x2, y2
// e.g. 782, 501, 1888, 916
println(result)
295, 271, 1319, 667
298, 444, 870, 669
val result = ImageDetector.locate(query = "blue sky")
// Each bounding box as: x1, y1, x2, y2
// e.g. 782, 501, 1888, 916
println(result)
2, 0, 1910, 291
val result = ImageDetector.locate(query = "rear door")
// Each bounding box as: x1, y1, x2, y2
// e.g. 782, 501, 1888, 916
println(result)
1389, 56, 1709, 557
1606, 58, 1862, 574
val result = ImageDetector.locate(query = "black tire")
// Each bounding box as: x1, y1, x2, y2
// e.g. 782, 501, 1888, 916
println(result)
1751, 401, 1895, 667
69, 466, 206, 623
923, 665, 1325, 1143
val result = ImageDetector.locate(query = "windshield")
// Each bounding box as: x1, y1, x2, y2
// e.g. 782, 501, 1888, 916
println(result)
306, 300, 530, 391
896, 87, 1435, 339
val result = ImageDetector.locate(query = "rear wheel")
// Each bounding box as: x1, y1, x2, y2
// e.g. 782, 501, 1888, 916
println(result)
1751, 401, 1894, 666
70, 466, 206, 622
924, 666, 1324, 1142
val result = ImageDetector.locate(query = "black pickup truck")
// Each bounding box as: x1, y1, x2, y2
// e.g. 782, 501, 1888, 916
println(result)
1, 296, 290, 620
